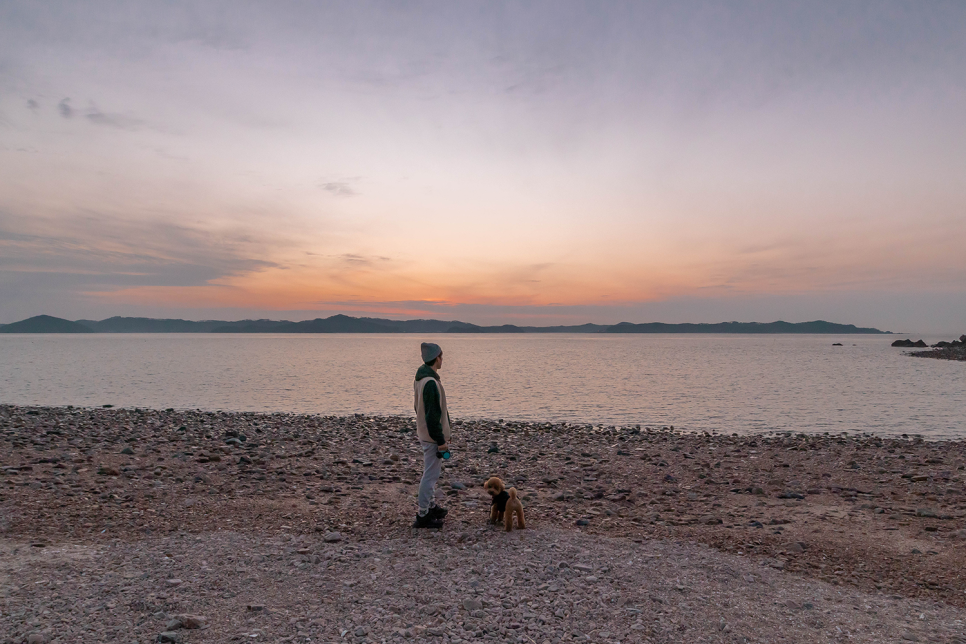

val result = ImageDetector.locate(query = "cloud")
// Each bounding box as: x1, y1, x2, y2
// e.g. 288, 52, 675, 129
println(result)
336, 253, 391, 267
0, 210, 279, 295
53, 98, 146, 129
26, 99, 39, 112
85, 107, 145, 130
321, 181, 356, 197
57, 98, 73, 118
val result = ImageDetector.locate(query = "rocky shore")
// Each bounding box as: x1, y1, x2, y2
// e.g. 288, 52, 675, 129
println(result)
2, 405, 966, 643
908, 335, 966, 362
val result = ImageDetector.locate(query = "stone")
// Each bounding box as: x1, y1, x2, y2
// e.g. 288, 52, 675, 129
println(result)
165, 578, 183, 587
463, 598, 483, 611
26, 635, 46, 644
354, 626, 368, 637
246, 605, 265, 612
573, 563, 593, 572
786, 542, 806, 554
764, 558, 786, 570
915, 508, 937, 517
180, 615, 205, 629
121, 446, 135, 455
323, 531, 343, 543
157, 633, 182, 643
165, 618, 183, 630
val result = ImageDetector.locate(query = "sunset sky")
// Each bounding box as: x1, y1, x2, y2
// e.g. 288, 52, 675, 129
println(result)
1, 2, 965, 333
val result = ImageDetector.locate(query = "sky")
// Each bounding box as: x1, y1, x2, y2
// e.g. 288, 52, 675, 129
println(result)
1, 1, 965, 334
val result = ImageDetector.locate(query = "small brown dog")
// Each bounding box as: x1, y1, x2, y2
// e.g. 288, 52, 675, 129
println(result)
483, 476, 525, 532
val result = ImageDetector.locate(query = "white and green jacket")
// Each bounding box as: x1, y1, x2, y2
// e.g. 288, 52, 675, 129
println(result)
414, 364, 452, 445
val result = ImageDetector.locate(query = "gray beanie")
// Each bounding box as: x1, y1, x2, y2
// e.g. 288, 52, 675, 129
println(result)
420, 342, 442, 363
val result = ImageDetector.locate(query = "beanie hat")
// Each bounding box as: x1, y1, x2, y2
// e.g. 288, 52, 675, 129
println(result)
420, 342, 442, 363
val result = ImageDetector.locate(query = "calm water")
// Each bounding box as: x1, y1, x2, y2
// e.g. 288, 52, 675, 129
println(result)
0, 334, 963, 438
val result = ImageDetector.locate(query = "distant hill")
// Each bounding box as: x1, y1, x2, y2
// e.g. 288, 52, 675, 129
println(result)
448, 322, 610, 333
606, 320, 889, 334
209, 316, 608, 333
1, 314, 891, 334
213, 315, 397, 333
78, 316, 232, 333
0, 315, 93, 333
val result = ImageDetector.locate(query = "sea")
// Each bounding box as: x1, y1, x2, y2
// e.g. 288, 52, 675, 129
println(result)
0, 333, 963, 439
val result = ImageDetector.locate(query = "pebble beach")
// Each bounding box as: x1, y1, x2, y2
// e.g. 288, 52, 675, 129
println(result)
2, 405, 966, 643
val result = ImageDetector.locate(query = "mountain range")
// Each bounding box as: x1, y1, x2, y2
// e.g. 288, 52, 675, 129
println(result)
0, 314, 890, 334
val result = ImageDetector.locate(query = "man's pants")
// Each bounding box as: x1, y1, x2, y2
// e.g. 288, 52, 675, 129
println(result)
418, 440, 442, 515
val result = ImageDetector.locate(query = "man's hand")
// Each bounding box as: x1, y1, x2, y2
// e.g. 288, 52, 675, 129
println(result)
437, 443, 449, 453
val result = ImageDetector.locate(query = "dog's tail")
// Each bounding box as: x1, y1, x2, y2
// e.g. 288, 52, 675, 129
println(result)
508, 487, 518, 500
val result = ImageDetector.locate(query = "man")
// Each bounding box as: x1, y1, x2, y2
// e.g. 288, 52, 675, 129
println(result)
413, 342, 452, 529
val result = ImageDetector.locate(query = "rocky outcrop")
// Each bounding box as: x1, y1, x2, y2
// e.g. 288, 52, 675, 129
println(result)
909, 334, 966, 362
931, 334, 966, 348
891, 338, 927, 348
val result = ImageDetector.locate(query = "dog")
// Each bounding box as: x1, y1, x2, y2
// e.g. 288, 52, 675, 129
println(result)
483, 476, 525, 532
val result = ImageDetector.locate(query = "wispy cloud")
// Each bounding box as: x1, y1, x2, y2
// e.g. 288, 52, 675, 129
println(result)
321, 181, 357, 197
53, 97, 145, 130
57, 98, 73, 118
0, 210, 279, 293
85, 107, 145, 130
337, 253, 391, 267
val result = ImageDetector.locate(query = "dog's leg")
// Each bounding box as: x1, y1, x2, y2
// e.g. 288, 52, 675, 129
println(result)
504, 508, 514, 532
489, 505, 498, 525
516, 507, 525, 529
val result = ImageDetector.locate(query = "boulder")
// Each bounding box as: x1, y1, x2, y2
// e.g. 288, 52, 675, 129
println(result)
891, 338, 927, 348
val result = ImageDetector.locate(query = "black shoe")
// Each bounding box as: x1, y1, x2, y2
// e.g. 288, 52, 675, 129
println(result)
429, 505, 448, 520
412, 512, 444, 529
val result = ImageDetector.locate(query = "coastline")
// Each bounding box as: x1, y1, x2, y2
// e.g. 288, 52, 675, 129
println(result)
910, 347, 966, 362
3, 405, 966, 642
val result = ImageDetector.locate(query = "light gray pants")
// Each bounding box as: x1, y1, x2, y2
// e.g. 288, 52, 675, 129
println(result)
418, 440, 442, 514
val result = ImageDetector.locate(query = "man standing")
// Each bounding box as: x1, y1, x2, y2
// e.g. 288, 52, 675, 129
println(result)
413, 342, 451, 529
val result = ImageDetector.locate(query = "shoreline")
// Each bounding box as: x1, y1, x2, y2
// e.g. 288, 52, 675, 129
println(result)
2, 403, 960, 442
910, 347, 966, 362
3, 405, 966, 641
